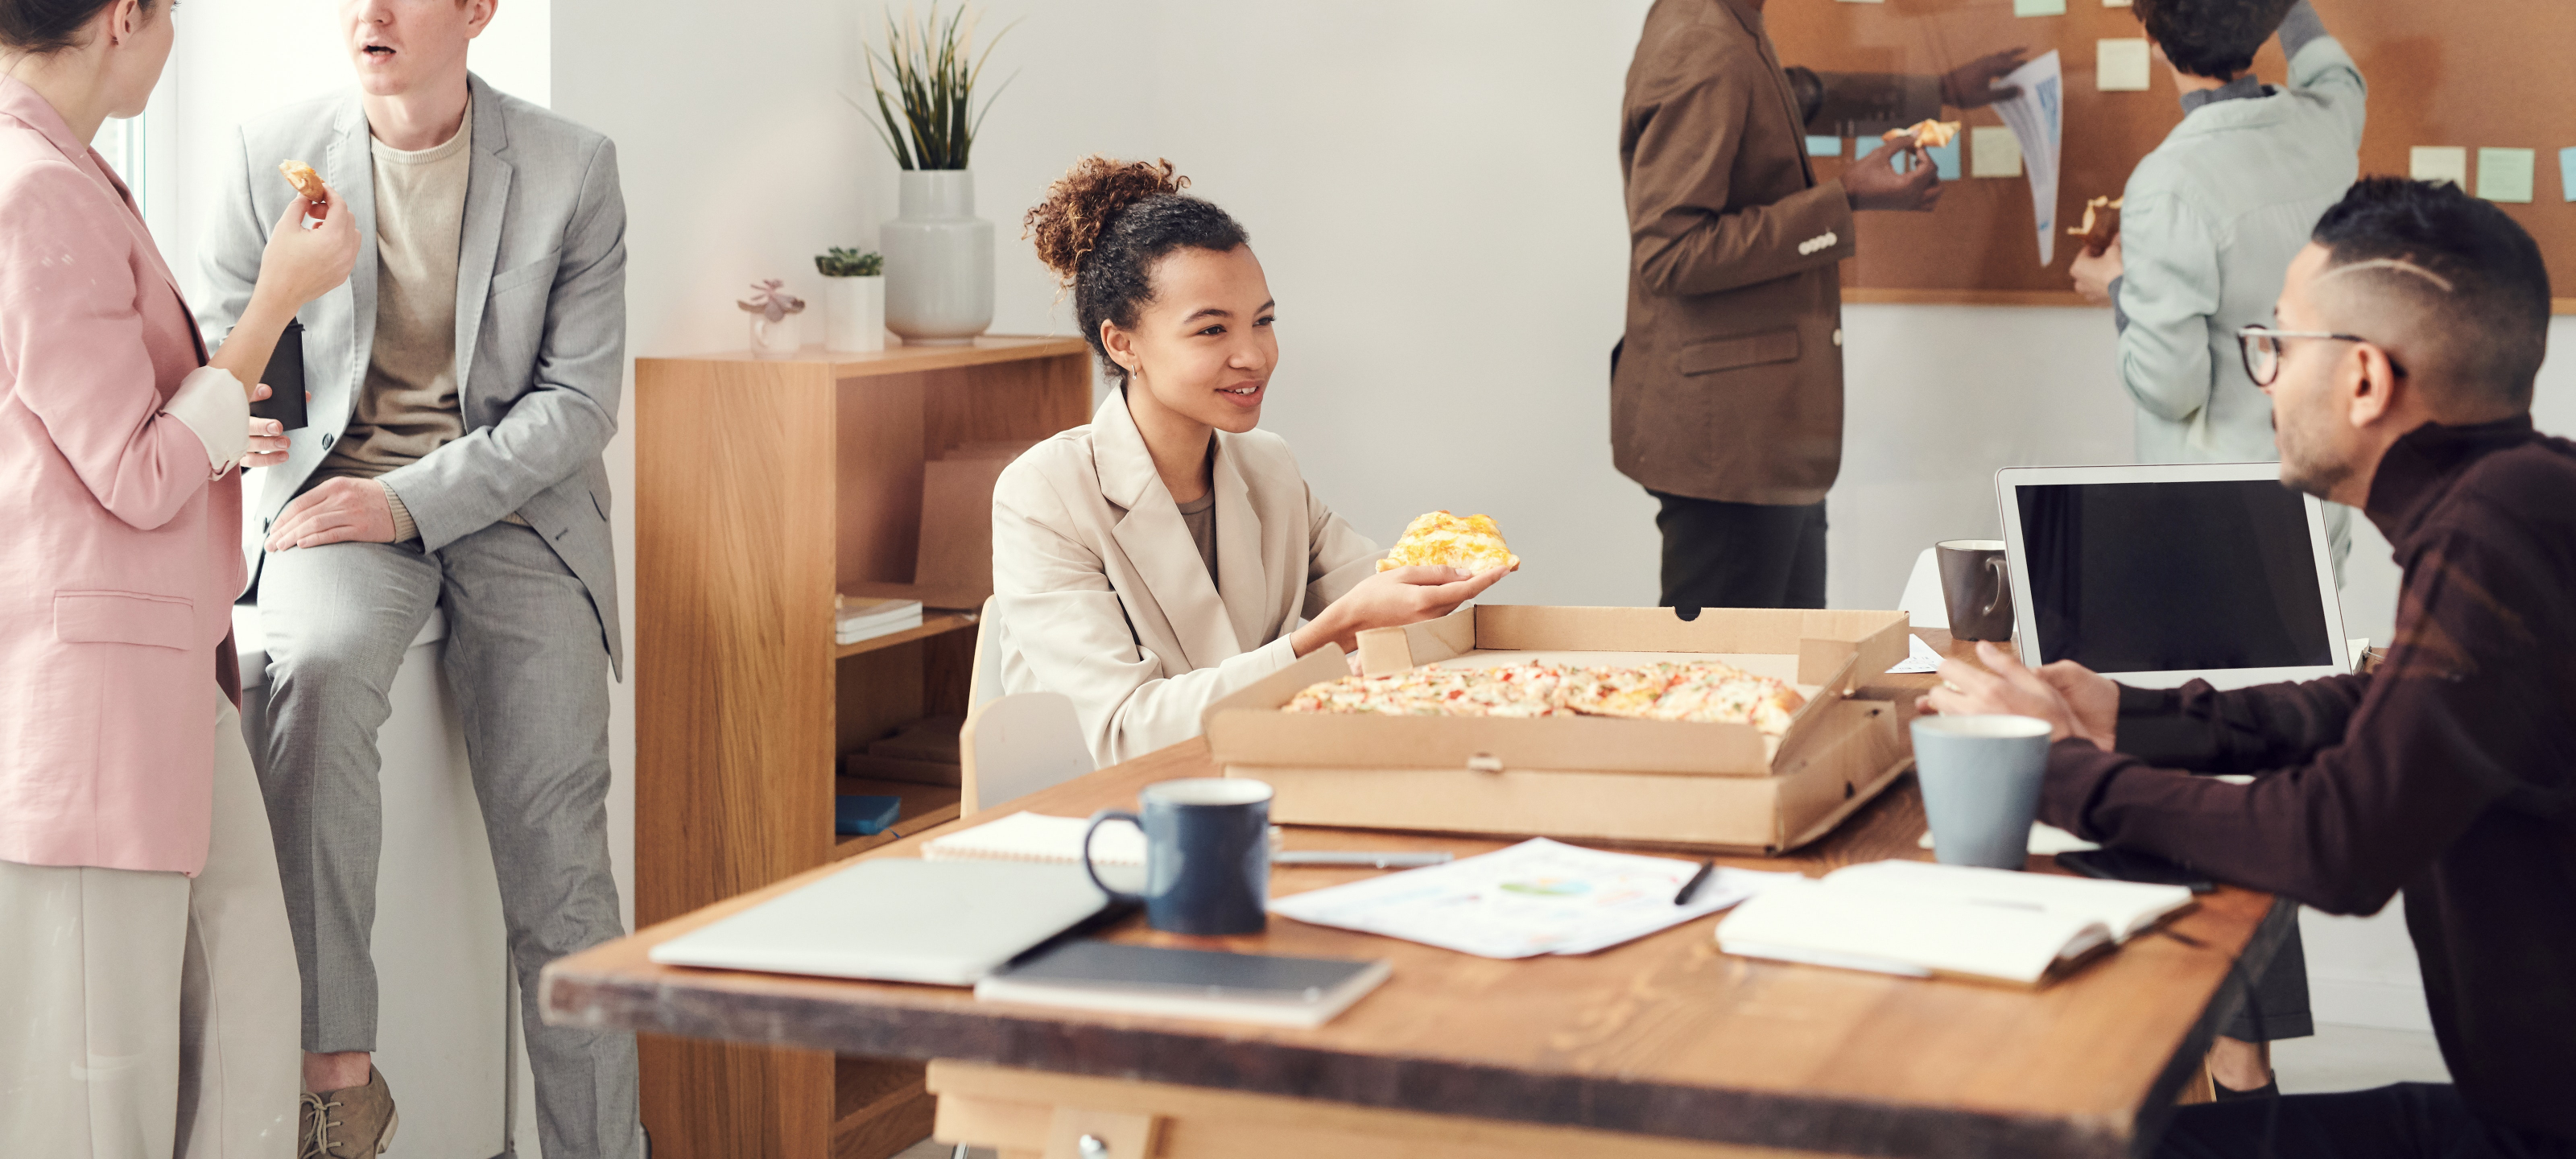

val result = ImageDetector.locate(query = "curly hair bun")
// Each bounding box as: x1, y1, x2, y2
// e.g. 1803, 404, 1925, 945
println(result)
1024, 156, 1191, 285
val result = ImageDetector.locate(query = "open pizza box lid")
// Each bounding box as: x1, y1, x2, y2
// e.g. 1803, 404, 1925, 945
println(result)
1201, 606, 1915, 852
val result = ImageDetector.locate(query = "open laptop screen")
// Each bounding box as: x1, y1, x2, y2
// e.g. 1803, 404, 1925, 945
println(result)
2013, 480, 2333, 673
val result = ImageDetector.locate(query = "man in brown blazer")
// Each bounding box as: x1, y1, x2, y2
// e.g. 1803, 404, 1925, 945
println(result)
1616, 0, 2025, 608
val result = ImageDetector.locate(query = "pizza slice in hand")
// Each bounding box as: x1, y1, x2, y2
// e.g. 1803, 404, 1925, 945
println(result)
1882, 119, 1963, 151
1378, 510, 1521, 574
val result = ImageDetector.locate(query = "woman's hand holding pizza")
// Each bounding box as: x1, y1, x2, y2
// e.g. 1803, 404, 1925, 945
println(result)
1291, 565, 1511, 658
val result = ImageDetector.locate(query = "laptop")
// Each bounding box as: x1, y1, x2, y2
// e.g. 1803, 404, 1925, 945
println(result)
648, 858, 1113, 986
1995, 463, 2351, 690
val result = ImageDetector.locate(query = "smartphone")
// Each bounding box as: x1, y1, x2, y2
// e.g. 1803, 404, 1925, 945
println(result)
2058, 848, 2216, 894
249, 319, 308, 431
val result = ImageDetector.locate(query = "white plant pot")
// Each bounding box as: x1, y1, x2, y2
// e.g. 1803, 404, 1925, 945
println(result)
824, 275, 887, 353
749, 311, 803, 357
882, 170, 994, 345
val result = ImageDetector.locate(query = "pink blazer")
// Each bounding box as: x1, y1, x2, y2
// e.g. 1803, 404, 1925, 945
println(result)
0, 77, 247, 876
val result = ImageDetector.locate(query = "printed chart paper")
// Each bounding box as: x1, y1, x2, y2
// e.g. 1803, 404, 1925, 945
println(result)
1991, 51, 2065, 265
1269, 838, 1796, 959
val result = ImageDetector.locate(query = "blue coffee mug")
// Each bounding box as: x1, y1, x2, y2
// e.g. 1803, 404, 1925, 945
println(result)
1082, 778, 1273, 935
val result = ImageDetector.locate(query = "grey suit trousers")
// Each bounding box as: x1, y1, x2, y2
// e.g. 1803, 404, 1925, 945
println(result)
254, 522, 637, 1159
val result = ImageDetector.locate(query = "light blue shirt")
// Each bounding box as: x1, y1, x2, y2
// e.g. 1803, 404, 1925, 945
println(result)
2113, 9, 2364, 465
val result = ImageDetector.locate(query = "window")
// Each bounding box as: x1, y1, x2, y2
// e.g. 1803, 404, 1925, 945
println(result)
98, 113, 145, 201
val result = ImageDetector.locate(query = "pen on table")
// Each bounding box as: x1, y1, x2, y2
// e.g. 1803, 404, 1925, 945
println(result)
1673, 858, 1716, 905
1273, 850, 1454, 868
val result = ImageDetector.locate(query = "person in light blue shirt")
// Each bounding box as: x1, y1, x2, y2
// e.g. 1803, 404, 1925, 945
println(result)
2069, 0, 2363, 1100
2072, 0, 2363, 571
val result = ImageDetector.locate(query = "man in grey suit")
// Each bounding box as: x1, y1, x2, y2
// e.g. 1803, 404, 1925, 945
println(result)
196, 2, 635, 1155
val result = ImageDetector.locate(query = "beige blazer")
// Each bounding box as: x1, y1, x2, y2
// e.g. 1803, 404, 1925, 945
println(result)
991, 392, 1380, 767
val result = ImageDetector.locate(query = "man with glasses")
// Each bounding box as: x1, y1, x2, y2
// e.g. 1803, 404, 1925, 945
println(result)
2069, 0, 2363, 575
1933, 176, 2574, 1159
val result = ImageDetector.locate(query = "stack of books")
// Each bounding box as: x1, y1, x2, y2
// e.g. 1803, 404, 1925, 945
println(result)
835, 595, 922, 646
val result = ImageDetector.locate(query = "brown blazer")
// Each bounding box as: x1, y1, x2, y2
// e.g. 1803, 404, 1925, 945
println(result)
1614, 0, 1937, 505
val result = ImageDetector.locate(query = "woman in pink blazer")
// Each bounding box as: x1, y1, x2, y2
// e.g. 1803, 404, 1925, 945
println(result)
0, 0, 357, 1154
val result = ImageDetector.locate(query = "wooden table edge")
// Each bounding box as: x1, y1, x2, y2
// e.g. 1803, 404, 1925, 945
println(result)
545, 790, 2293, 1159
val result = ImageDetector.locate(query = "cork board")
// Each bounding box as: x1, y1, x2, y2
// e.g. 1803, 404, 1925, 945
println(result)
1764, 0, 2576, 312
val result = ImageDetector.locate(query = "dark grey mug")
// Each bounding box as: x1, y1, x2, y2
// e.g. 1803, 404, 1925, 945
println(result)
1937, 538, 2015, 641
1083, 778, 1273, 935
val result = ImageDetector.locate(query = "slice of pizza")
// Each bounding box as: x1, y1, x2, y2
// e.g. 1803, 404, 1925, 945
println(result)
1647, 662, 1808, 736
2066, 195, 2125, 256
278, 159, 327, 202
1443, 662, 1563, 717
1881, 119, 1962, 150
1377, 510, 1521, 574
1556, 662, 1685, 720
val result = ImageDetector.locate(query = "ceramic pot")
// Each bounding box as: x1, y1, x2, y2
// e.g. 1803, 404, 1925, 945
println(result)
882, 170, 993, 345
824, 275, 886, 353
749, 311, 802, 358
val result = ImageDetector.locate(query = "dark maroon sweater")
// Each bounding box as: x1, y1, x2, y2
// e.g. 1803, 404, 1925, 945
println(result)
2039, 417, 2576, 1141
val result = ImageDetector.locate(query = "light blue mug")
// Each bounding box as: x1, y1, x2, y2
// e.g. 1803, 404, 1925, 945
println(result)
1911, 715, 2055, 870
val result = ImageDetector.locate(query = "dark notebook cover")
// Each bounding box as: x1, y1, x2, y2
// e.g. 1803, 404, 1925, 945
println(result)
991, 939, 1378, 1004
249, 319, 308, 431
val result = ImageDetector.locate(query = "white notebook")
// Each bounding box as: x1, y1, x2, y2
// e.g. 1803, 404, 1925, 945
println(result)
923, 811, 1148, 868
647, 858, 1109, 986
1715, 860, 2194, 986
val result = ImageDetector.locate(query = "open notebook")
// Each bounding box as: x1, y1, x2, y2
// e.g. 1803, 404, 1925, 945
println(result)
1715, 860, 2195, 986
923, 811, 1148, 868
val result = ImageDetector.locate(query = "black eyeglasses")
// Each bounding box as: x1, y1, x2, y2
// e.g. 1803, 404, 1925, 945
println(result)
2236, 325, 2400, 386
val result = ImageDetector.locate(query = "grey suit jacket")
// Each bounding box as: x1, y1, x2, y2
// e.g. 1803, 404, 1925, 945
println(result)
196, 74, 627, 675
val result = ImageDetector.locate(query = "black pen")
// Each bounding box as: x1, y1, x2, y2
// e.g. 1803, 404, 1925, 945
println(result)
1673, 858, 1716, 905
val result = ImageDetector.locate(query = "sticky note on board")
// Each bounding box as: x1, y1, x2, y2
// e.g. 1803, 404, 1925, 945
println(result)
1971, 125, 2025, 177
1806, 135, 1844, 158
2097, 39, 2151, 91
2562, 148, 2576, 202
2015, 0, 2067, 14
1925, 139, 1962, 179
2410, 146, 2470, 190
2476, 149, 2536, 204
2103, 0, 2132, 6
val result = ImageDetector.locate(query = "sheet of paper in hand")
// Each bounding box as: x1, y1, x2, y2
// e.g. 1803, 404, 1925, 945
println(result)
1991, 51, 2065, 266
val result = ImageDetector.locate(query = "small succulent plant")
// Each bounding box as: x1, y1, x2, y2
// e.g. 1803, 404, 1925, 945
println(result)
815, 248, 885, 278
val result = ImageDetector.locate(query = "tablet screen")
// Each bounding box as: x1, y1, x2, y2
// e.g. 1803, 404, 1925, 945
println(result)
2015, 480, 2333, 672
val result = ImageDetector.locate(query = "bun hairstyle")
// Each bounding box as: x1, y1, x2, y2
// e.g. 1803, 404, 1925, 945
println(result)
1024, 155, 1249, 386
1, 0, 152, 55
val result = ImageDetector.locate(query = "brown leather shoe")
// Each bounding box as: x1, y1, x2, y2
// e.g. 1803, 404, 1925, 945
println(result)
299, 1067, 398, 1158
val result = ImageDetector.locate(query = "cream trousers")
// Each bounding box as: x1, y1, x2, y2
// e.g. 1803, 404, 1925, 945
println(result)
0, 691, 300, 1158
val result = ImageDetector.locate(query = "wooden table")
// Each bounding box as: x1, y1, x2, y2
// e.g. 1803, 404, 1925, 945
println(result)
545, 632, 2293, 1159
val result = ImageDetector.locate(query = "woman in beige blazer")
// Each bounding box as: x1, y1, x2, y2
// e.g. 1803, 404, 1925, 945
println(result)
995, 157, 1509, 766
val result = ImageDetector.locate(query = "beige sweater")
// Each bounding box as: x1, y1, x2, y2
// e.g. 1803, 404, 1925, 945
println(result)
310, 109, 474, 540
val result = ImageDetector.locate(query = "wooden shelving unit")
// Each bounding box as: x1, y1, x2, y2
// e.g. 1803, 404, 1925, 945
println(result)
834, 612, 980, 660
634, 336, 1092, 1159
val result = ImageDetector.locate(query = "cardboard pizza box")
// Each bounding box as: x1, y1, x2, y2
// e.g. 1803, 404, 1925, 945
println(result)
1201, 605, 1913, 854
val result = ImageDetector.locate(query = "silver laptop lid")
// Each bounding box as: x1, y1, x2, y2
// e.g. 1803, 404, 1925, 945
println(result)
1996, 463, 2349, 690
